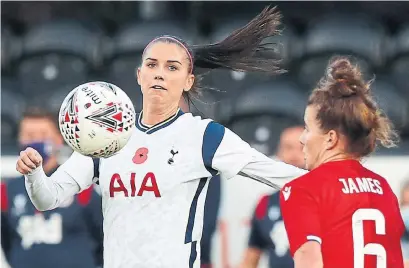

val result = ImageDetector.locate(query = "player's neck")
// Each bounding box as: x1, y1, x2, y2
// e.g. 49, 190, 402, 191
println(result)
320, 151, 359, 165
142, 105, 179, 126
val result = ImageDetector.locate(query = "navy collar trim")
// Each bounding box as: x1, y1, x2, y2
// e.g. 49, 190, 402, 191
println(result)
136, 109, 184, 134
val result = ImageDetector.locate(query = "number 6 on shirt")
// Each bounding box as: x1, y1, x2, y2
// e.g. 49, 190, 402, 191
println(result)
352, 208, 386, 268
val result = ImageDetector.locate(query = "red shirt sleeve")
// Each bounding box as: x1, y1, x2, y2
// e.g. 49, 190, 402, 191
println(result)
279, 182, 322, 256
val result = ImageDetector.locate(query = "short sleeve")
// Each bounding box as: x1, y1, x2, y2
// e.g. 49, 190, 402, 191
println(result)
59, 151, 95, 191
202, 122, 253, 179
279, 183, 321, 256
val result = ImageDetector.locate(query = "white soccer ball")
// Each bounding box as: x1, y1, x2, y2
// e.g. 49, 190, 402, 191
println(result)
59, 81, 136, 158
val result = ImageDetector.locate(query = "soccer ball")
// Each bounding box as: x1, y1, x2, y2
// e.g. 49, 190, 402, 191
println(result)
59, 81, 136, 158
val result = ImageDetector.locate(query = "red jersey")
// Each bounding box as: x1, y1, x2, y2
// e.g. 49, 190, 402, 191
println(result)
280, 160, 404, 268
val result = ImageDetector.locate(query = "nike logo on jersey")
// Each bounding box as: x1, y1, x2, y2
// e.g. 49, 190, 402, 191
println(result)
282, 186, 291, 201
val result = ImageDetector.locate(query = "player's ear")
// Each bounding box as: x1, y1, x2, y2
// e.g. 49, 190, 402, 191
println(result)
183, 74, 195, 92
325, 130, 338, 150
136, 67, 141, 86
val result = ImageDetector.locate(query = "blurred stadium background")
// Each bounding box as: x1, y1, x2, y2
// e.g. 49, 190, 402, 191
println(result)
1, 1, 409, 267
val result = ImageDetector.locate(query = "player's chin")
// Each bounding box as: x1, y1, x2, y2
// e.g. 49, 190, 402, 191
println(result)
146, 90, 167, 101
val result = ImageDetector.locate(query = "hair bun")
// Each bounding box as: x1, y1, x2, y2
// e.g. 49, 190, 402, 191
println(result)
325, 57, 366, 98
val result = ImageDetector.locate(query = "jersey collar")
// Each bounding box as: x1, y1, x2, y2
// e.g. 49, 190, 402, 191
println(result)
136, 108, 184, 134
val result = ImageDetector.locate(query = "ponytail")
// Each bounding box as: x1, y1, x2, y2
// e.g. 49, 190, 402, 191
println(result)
192, 6, 284, 75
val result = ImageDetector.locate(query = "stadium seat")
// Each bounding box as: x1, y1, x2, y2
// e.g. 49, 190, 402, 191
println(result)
198, 2, 270, 25
229, 114, 302, 156
387, 24, 409, 95
297, 14, 386, 88
232, 78, 306, 120
136, 2, 191, 24
17, 20, 102, 98
106, 21, 192, 110
30, 84, 78, 116
371, 78, 409, 132
2, 28, 13, 72
1, 81, 25, 153
224, 79, 306, 155
22, 20, 103, 62
110, 21, 193, 57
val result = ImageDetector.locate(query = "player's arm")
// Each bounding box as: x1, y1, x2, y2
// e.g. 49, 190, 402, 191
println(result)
239, 149, 307, 189
240, 196, 269, 268
279, 184, 323, 268
293, 242, 322, 268
204, 122, 306, 188
24, 151, 95, 211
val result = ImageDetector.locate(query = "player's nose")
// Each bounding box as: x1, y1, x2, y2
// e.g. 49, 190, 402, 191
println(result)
153, 67, 166, 81
154, 74, 164, 81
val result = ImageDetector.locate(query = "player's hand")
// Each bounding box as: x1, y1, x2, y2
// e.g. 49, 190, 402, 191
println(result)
16, 147, 43, 175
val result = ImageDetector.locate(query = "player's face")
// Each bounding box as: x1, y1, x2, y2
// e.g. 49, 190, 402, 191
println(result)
19, 117, 62, 146
299, 105, 328, 170
276, 127, 305, 169
137, 42, 195, 109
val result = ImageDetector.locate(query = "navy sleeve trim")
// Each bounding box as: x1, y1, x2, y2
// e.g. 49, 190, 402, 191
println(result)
185, 178, 208, 244
92, 158, 100, 184
202, 121, 225, 176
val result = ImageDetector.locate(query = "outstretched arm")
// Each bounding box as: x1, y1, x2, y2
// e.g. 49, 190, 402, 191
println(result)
21, 150, 95, 211
205, 122, 306, 189
239, 149, 306, 189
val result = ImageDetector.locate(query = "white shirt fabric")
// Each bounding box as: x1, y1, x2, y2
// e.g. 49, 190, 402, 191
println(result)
25, 109, 306, 268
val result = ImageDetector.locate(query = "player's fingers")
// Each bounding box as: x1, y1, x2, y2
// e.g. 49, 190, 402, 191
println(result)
20, 151, 37, 169
26, 148, 42, 166
16, 158, 33, 175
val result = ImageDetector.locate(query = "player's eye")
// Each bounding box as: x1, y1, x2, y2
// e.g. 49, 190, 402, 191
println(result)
146, 62, 156, 68
168, 65, 178, 71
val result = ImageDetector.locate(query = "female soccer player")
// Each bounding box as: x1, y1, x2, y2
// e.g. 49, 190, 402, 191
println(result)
16, 6, 306, 268
280, 57, 404, 268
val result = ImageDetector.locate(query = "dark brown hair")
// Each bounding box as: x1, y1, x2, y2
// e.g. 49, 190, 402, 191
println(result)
141, 6, 284, 108
308, 56, 399, 157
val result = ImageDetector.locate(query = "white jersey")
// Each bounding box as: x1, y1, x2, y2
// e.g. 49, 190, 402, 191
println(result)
24, 109, 306, 268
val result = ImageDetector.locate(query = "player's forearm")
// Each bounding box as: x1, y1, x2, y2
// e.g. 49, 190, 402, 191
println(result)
24, 166, 80, 211
239, 149, 307, 189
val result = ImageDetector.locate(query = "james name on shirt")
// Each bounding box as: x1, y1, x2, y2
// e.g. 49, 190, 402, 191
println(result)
338, 177, 383, 195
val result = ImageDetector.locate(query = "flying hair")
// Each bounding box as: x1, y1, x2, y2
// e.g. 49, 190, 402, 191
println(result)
191, 5, 284, 74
